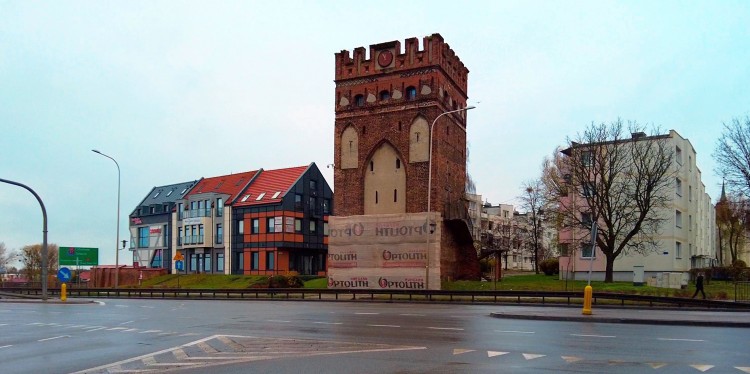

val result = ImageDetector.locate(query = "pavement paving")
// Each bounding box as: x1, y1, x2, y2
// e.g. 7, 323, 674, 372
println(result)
490, 305, 750, 328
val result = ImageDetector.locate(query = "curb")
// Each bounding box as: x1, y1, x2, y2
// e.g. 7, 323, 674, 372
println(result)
0, 299, 98, 305
489, 312, 750, 328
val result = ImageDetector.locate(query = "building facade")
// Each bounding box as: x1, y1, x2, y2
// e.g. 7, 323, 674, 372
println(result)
231, 164, 332, 276
128, 180, 198, 271
558, 130, 716, 281
328, 34, 480, 289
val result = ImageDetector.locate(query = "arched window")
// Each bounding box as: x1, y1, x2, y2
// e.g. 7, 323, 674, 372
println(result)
379, 90, 390, 101
406, 86, 417, 101
354, 94, 365, 107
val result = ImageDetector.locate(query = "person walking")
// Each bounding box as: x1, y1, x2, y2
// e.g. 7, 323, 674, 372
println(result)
692, 272, 706, 299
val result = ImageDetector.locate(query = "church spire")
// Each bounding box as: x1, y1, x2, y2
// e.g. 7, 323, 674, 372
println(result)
720, 178, 727, 202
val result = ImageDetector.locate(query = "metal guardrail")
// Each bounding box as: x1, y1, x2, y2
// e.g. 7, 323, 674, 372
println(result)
737, 282, 750, 303
2, 287, 748, 309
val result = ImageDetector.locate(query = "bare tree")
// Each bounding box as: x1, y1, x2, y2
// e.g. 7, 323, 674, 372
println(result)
714, 116, 750, 195
21, 243, 58, 283
519, 179, 545, 273
546, 120, 676, 282
0, 242, 11, 271
716, 193, 748, 265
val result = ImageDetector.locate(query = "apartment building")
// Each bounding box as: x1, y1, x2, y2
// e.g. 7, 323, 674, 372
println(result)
558, 130, 716, 281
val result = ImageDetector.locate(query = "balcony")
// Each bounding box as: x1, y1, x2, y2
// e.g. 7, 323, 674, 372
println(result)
180, 235, 204, 245
180, 209, 212, 220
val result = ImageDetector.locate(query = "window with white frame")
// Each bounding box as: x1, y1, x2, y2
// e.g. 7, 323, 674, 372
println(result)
581, 243, 595, 258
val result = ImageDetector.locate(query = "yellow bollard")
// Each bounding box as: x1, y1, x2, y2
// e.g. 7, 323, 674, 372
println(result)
582, 285, 592, 315
61, 283, 67, 302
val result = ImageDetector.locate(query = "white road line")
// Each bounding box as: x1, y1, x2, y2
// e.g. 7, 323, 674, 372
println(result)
119, 320, 135, 325
140, 305, 155, 308
355, 312, 379, 315
86, 327, 107, 332
400, 314, 425, 316
139, 330, 162, 334
121, 329, 138, 332
38, 335, 69, 342
367, 324, 400, 328
495, 330, 535, 334
657, 338, 705, 342
313, 322, 343, 325
571, 334, 616, 338
428, 327, 464, 331
267, 320, 291, 323
0, 345, 13, 349
0, 323, 7, 327
66, 325, 87, 329
107, 327, 128, 331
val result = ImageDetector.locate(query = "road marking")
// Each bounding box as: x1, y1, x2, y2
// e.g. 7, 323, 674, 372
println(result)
355, 312, 379, 315
735, 367, 750, 373
139, 330, 162, 334
367, 324, 400, 328
119, 320, 135, 325
0, 345, 13, 349
173, 348, 189, 359
197, 342, 218, 353
140, 305, 155, 308
27, 323, 44, 325
495, 330, 535, 334
107, 327, 128, 331
399, 313, 425, 316
66, 325, 87, 329
453, 349, 475, 355
38, 335, 69, 342
488, 351, 509, 357
562, 356, 583, 363
690, 364, 714, 372
523, 353, 546, 360
313, 322, 343, 325
179, 333, 200, 337
122, 329, 138, 332
657, 338, 704, 342
0, 323, 7, 327
571, 334, 616, 338
267, 320, 291, 323
86, 327, 107, 332
115, 305, 129, 308
647, 362, 667, 369
427, 327, 463, 331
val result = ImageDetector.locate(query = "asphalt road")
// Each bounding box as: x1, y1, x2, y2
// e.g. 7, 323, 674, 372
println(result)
1, 299, 749, 373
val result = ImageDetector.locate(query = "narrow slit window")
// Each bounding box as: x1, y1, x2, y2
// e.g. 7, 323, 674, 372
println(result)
370, 161, 374, 172
396, 158, 401, 169
394, 189, 397, 202
375, 191, 379, 204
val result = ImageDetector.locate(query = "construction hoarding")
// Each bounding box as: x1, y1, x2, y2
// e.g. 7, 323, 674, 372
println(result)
327, 212, 441, 290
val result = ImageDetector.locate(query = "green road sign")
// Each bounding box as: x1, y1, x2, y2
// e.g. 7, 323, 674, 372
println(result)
59, 247, 99, 266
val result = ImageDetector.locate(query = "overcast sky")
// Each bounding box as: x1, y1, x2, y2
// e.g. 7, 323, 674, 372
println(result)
1, 1, 748, 266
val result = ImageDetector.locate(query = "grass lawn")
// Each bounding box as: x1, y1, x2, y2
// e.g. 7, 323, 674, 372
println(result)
132, 273, 739, 300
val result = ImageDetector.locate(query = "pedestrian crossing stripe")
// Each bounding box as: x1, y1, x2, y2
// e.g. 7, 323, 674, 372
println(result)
523, 353, 545, 360
487, 351, 509, 358
690, 364, 713, 372
562, 356, 582, 363
646, 362, 667, 369
736, 367, 750, 373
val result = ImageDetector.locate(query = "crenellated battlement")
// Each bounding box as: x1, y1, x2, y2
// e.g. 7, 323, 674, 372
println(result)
335, 33, 468, 94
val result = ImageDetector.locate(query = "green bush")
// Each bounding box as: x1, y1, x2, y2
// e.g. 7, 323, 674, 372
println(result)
539, 258, 559, 276
732, 259, 747, 268
269, 274, 303, 288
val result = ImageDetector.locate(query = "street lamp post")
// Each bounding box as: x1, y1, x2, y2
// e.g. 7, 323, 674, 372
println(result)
0, 178, 48, 300
92, 149, 121, 289
425, 105, 476, 290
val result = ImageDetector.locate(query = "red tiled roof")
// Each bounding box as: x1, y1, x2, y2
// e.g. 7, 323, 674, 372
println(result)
185, 170, 259, 203
234, 165, 309, 206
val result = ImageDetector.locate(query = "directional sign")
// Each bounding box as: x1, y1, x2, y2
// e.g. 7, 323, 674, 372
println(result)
175, 260, 184, 271
173, 252, 184, 261
59, 247, 99, 266
57, 267, 72, 282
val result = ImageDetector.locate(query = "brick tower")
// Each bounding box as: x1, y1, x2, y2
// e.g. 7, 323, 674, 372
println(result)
331, 34, 480, 283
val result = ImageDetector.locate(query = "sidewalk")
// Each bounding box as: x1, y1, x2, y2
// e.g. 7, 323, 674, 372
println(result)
490, 305, 750, 328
